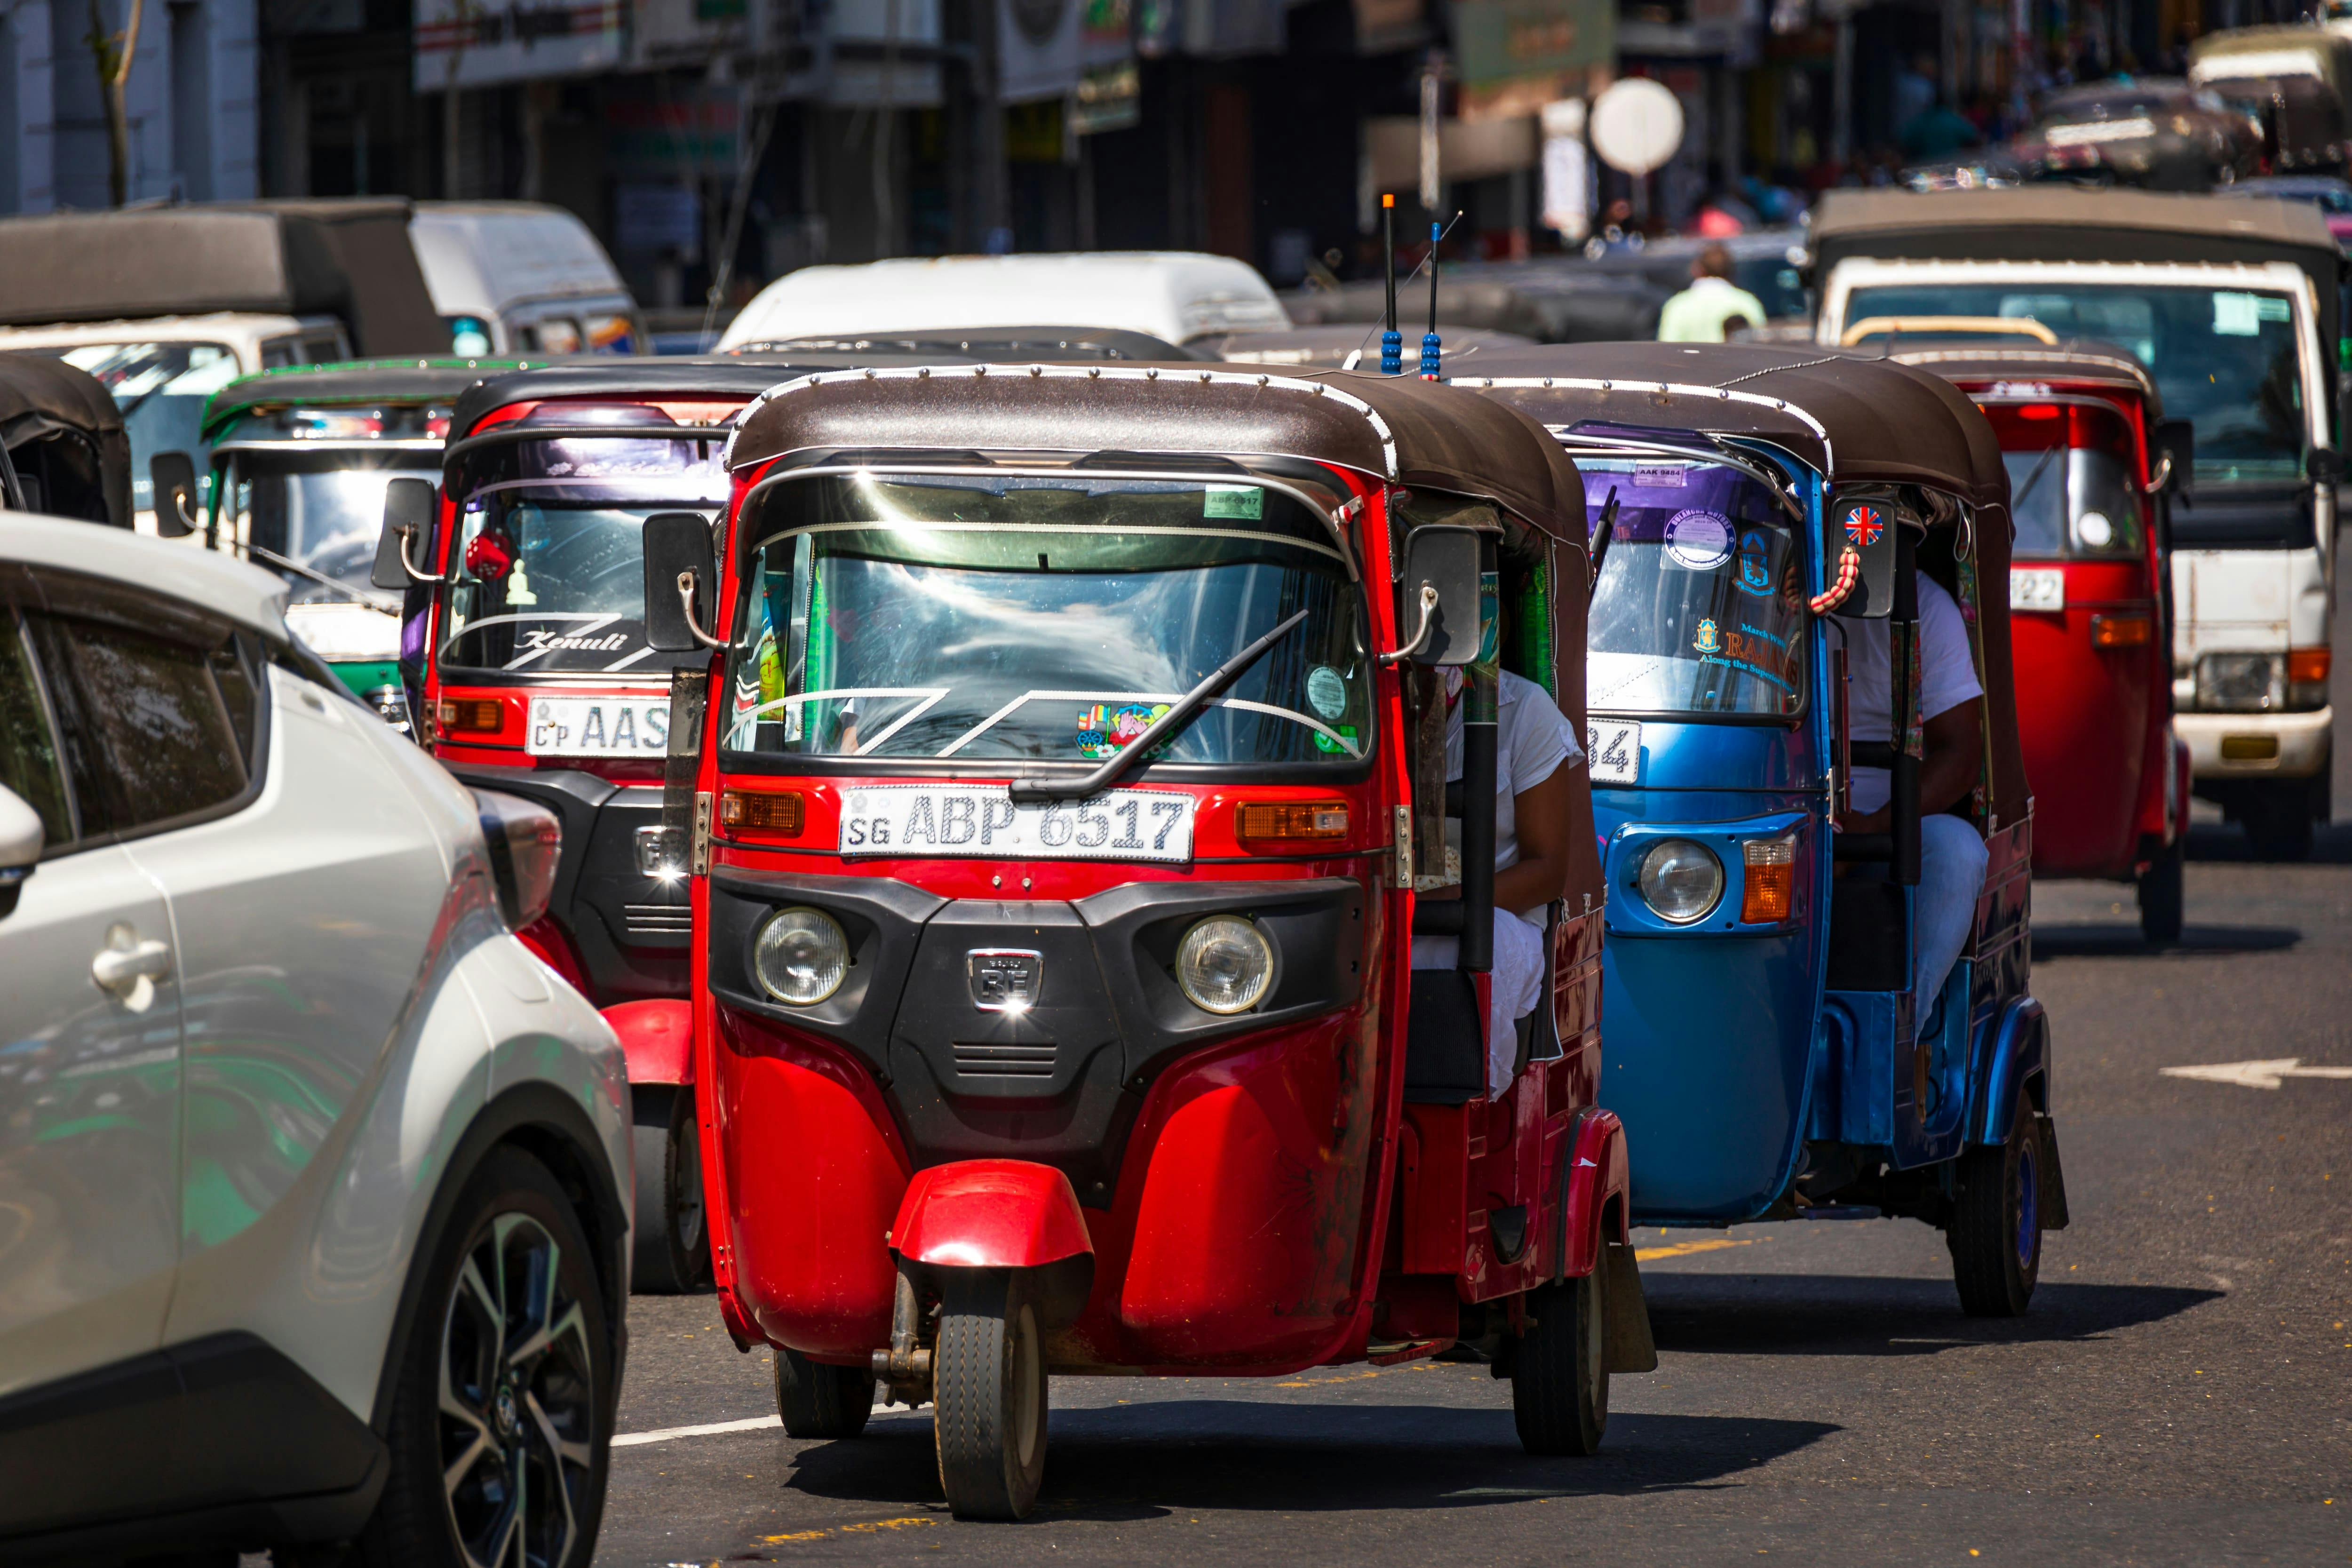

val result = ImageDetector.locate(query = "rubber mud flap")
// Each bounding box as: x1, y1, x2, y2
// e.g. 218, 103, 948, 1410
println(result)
1599, 1241, 1658, 1374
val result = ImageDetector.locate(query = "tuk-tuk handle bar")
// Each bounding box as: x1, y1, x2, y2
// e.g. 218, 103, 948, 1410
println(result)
1377, 583, 1441, 667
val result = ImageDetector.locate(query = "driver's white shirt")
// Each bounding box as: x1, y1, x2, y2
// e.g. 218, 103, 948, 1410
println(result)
1441, 669, 1585, 906
1833, 571, 1981, 816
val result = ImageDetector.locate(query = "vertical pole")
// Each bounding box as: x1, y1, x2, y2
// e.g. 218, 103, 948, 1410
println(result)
1458, 537, 1499, 973
1891, 526, 1921, 887
1381, 192, 1401, 375
1419, 221, 1441, 379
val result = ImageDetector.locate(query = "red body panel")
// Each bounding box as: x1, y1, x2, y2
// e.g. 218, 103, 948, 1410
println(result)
516, 916, 589, 994
892, 1161, 1093, 1269
604, 997, 692, 1085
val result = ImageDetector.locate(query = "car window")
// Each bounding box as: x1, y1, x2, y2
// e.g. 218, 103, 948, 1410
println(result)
0, 613, 76, 848
261, 337, 300, 369
25, 602, 262, 837
528, 318, 585, 354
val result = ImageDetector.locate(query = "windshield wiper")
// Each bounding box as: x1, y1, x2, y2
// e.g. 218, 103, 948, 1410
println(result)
239, 540, 400, 615
1008, 608, 1310, 804
2013, 443, 2061, 510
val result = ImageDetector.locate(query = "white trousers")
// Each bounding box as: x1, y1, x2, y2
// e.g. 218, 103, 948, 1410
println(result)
1411, 909, 1547, 1099
1916, 813, 1989, 1015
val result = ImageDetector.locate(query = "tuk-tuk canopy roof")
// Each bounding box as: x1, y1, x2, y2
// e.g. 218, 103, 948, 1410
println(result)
0, 199, 447, 357
1811, 188, 2344, 355
721, 361, 1590, 545
201, 358, 540, 440
1867, 340, 2163, 420
1451, 342, 2006, 509
0, 351, 132, 526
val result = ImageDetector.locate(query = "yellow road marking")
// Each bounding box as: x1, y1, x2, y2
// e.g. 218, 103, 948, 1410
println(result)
763, 1516, 936, 1544
1636, 1237, 1760, 1261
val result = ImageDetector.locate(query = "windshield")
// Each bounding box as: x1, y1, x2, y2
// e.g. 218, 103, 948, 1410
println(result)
438, 430, 730, 678
1734, 255, 1808, 319
1582, 456, 1809, 718
1844, 282, 2308, 485
724, 472, 1367, 766
39, 341, 241, 514
224, 450, 434, 608
1979, 401, 2147, 559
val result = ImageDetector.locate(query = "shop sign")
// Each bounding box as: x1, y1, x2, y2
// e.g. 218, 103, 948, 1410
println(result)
1451, 0, 1614, 90
413, 0, 626, 90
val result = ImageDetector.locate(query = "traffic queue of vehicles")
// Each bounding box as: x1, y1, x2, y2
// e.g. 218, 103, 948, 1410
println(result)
0, 170, 2339, 1558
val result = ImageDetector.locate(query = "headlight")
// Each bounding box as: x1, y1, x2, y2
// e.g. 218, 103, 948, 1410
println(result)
1176, 915, 1275, 1014
753, 907, 849, 1006
2074, 509, 2114, 549
2194, 652, 2283, 713
1637, 838, 1724, 924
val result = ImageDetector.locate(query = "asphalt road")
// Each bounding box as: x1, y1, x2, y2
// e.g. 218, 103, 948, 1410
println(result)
591, 621, 2352, 1568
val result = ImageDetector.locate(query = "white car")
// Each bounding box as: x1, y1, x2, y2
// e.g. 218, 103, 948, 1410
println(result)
0, 515, 629, 1565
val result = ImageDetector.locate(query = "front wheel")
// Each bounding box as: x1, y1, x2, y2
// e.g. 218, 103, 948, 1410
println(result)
1510, 1272, 1608, 1456
932, 1269, 1048, 1520
358, 1147, 612, 1568
630, 1086, 709, 1294
2137, 839, 2185, 946
1949, 1090, 2044, 1318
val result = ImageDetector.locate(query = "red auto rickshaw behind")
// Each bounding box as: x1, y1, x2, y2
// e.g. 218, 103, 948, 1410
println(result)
1892, 342, 2194, 942
644, 364, 1654, 1518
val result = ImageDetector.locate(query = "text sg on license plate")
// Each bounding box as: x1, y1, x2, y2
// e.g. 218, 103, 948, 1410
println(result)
2010, 567, 2065, 612
1586, 719, 1642, 785
838, 785, 1195, 863
527, 696, 671, 756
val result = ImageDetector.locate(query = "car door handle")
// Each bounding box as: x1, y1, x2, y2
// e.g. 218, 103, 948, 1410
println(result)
92, 925, 172, 1011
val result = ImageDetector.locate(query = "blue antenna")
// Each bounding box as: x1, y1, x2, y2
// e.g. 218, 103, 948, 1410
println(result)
1419, 220, 1442, 380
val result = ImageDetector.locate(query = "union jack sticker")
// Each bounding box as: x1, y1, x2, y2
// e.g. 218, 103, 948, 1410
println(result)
1844, 504, 1885, 548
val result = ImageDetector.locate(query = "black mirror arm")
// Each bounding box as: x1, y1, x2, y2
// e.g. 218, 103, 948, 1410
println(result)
673, 571, 728, 650
1377, 583, 1441, 667
1010, 608, 1310, 805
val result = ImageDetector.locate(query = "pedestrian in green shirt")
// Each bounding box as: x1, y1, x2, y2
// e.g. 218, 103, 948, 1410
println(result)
1657, 244, 1767, 342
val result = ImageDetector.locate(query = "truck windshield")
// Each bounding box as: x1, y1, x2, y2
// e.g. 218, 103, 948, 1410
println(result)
725, 472, 1367, 765
1582, 456, 1809, 719
1842, 282, 2308, 486
439, 431, 729, 678
224, 450, 432, 608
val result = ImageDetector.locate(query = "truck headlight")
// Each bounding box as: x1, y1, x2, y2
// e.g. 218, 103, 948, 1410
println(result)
1176, 915, 1274, 1014
2194, 652, 2283, 713
753, 907, 849, 1005
1637, 838, 1724, 925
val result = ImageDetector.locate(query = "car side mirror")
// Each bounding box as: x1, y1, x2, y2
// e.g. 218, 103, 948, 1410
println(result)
2153, 419, 2194, 493
0, 783, 41, 920
2309, 445, 2343, 483
149, 451, 199, 539
372, 477, 439, 589
642, 512, 722, 653
1388, 523, 1487, 665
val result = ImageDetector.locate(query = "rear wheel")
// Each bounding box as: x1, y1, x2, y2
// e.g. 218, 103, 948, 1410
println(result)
932, 1269, 1048, 1520
774, 1348, 875, 1440
1949, 1090, 2044, 1318
1510, 1273, 1608, 1457
630, 1086, 709, 1295
2137, 840, 2185, 946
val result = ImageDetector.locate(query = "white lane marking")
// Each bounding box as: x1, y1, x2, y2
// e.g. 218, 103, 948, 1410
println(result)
613, 1402, 922, 1449
2161, 1057, 2352, 1090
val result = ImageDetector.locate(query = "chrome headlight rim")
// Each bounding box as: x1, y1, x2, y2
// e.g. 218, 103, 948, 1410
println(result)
1174, 914, 1277, 1016
1636, 837, 1726, 925
751, 905, 850, 1007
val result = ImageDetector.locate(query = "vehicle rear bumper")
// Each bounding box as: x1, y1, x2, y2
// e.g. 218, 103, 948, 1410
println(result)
2176, 706, 2330, 780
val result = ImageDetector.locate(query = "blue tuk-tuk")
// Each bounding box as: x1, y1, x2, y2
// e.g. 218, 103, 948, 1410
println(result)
1455, 342, 2070, 1315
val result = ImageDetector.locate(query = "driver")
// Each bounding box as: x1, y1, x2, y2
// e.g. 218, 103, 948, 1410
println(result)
1833, 566, 1987, 1015
1412, 665, 1585, 1098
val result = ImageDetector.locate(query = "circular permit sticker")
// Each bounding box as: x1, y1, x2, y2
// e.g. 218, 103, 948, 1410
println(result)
1306, 665, 1348, 719
1663, 509, 1733, 570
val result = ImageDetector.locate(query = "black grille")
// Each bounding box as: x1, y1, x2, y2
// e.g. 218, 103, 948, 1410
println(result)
623, 904, 693, 936
951, 1043, 1058, 1079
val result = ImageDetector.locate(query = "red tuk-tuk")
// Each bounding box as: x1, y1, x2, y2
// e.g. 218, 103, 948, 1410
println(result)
1886, 343, 2194, 941
643, 364, 1654, 1518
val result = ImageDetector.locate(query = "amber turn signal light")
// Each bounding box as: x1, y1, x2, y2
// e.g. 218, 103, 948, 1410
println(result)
2089, 613, 2153, 649
1236, 800, 1349, 844
2288, 647, 2332, 685
435, 698, 503, 735
1741, 835, 1796, 923
720, 789, 805, 836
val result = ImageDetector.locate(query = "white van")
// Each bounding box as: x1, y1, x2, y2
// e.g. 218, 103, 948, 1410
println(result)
410, 202, 648, 357
716, 252, 1292, 353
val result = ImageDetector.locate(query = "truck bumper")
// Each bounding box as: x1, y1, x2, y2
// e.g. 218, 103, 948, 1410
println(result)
2176, 706, 2331, 780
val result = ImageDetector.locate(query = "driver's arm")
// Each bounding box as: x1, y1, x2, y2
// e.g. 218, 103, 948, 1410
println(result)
1843, 696, 1984, 833
1494, 761, 1577, 916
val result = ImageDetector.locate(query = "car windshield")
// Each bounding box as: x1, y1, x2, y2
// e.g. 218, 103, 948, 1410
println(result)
1979, 401, 2147, 559
725, 472, 1368, 765
39, 340, 241, 514
439, 430, 730, 677
222, 450, 434, 609
1843, 282, 2308, 484
1581, 455, 1809, 718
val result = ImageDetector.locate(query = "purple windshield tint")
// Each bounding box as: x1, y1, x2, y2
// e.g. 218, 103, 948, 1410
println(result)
1584, 464, 1770, 545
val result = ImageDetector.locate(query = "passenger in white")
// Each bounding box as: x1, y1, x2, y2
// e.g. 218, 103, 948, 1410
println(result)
1832, 569, 1988, 1014
1411, 666, 1587, 1097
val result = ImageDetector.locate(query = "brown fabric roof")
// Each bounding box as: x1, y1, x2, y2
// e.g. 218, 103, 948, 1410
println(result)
723, 362, 1589, 545
0, 352, 132, 527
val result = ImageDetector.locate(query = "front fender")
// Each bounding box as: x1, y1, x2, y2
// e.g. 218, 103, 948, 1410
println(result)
1971, 995, 2050, 1146
606, 998, 692, 1085
1552, 1107, 1630, 1281
892, 1160, 1095, 1331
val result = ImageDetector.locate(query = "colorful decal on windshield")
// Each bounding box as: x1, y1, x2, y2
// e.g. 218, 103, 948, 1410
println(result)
1077, 702, 1170, 760
1736, 529, 1772, 595
1663, 509, 1733, 570
1693, 618, 1723, 655
1306, 666, 1348, 719
1844, 504, 1885, 549
1632, 463, 1686, 487
1313, 724, 1359, 755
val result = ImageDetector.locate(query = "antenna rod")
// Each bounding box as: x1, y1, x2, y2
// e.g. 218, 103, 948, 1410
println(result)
1381, 194, 1402, 375
1419, 220, 1442, 380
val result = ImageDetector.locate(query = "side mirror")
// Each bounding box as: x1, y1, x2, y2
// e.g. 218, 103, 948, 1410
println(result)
0, 783, 42, 920
2309, 445, 2343, 483
2153, 419, 2194, 493
372, 477, 439, 589
642, 512, 722, 653
1827, 493, 1902, 619
1388, 523, 1487, 665
149, 451, 199, 539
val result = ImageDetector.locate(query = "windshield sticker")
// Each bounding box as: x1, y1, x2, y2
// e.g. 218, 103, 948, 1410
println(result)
1633, 463, 1687, 487
2213, 292, 2262, 336
1077, 702, 1170, 761
1736, 530, 1773, 596
1203, 486, 1265, 520
1306, 665, 1348, 719
1664, 510, 1734, 570
1693, 618, 1723, 655
1313, 724, 1359, 755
